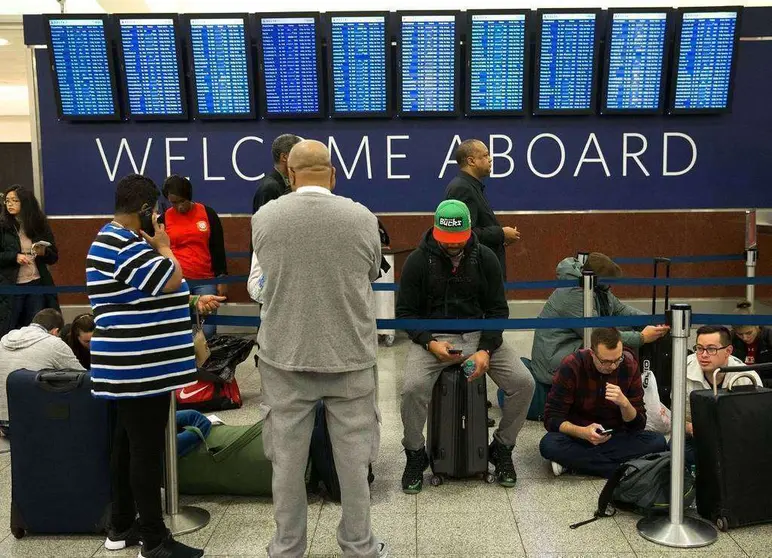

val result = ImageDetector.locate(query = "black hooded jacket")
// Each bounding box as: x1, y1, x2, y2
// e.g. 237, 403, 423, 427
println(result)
396, 229, 508, 353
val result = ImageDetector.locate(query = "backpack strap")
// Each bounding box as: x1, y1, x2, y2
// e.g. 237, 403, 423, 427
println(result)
569, 463, 628, 529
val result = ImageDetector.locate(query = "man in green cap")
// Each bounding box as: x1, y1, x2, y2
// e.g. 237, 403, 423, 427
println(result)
396, 200, 535, 492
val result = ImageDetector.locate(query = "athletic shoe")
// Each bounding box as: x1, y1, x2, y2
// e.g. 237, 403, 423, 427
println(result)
401, 447, 429, 494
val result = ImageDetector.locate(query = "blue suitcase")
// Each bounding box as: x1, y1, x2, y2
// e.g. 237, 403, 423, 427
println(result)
7, 369, 112, 538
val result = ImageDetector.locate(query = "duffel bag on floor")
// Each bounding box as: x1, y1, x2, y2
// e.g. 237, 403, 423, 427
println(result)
178, 421, 272, 497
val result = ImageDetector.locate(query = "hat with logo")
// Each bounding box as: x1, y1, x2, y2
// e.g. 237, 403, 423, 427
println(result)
433, 199, 471, 243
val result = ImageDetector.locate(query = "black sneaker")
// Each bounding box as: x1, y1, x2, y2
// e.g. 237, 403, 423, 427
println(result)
489, 439, 517, 488
401, 447, 429, 494
104, 521, 141, 551
139, 535, 203, 558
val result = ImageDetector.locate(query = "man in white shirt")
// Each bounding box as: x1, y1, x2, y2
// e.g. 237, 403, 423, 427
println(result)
683, 325, 761, 467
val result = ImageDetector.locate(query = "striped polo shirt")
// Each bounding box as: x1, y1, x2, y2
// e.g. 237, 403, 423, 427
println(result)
86, 222, 197, 398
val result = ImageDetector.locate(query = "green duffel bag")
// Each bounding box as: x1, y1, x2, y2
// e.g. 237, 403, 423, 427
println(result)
178, 422, 273, 497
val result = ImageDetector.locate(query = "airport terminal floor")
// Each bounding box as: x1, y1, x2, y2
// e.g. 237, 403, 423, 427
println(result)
1, 328, 769, 558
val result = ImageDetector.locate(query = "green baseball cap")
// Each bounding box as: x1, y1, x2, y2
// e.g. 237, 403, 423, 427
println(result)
433, 199, 471, 243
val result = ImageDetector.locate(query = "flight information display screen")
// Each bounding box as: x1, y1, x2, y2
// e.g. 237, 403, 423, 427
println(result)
603, 12, 668, 113
399, 13, 458, 115
47, 17, 119, 120
188, 16, 253, 118
671, 10, 740, 113
536, 12, 599, 114
467, 12, 527, 115
118, 17, 186, 118
259, 16, 322, 117
328, 14, 389, 117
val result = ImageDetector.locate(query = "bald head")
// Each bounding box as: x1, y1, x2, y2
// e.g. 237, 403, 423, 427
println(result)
287, 140, 336, 191
454, 139, 491, 179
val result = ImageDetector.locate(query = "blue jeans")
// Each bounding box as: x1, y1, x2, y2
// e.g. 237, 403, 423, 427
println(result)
190, 283, 217, 339
176, 410, 212, 457
540, 430, 669, 478
11, 279, 47, 330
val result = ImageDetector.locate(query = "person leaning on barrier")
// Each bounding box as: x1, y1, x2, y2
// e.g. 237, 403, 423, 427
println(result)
731, 301, 772, 387
681, 326, 760, 468
530, 252, 670, 386
251, 140, 387, 558
444, 139, 520, 278
539, 327, 668, 479
396, 199, 535, 492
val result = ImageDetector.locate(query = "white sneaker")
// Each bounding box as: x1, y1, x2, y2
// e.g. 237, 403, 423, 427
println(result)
377, 541, 389, 558
551, 462, 566, 477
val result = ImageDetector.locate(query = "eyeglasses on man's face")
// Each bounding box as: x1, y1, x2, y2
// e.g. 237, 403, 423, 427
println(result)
592, 353, 625, 367
693, 345, 730, 356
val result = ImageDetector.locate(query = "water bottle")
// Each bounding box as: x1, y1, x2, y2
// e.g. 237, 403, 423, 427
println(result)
463, 360, 476, 377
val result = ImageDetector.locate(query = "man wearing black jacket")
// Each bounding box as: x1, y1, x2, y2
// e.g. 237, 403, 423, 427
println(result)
397, 200, 534, 493
251, 134, 302, 214
444, 139, 520, 278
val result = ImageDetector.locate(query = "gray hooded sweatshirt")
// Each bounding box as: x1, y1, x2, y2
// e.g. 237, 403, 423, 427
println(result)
0, 323, 85, 421
529, 257, 646, 385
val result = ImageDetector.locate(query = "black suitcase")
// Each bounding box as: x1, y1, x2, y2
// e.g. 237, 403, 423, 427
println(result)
689, 363, 772, 531
426, 365, 493, 486
7, 369, 112, 539
637, 257, 673, 407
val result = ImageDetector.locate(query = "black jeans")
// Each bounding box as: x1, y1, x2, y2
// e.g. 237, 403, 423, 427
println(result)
10, 279, 46, 330
110, 394, 170, 550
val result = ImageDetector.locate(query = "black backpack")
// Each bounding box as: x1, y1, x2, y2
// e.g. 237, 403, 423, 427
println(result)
570, 452, 695, 529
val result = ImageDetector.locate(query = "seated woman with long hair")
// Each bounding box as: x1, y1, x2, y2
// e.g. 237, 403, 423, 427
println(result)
61, 313, 95, 369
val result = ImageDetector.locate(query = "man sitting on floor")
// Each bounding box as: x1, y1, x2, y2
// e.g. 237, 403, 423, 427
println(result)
539, 327, 668, 478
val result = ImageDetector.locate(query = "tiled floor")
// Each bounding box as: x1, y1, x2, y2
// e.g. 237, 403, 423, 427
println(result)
1, 330, 770, 557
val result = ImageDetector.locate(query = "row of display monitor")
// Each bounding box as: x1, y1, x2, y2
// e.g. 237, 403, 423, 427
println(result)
45, 8, 743, 121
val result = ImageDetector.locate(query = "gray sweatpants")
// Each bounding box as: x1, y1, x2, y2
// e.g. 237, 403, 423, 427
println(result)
401, 332, 535, 450
260, 360, 380, 558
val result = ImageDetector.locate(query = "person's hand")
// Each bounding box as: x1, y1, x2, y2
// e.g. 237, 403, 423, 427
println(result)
583, 423, 612, 445
216, 283, 228, 298
16, 253, 33, 265
428, 341, 467, 363
465, 350, 491, 381
605, 383, 630, 408
196, 294, 226, 315
140, 214, 171, 252
642, 325, 670, 343
686, 421, 694, 437
502, 226, 521, 245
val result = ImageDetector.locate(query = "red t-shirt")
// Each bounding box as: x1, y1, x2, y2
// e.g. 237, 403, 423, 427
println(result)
745, 340, 758, 365
165, 203, 213, 280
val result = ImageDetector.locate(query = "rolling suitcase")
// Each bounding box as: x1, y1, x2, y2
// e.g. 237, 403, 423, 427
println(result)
426, 365, 493, 486
637, 257, 672, 407
7, 369, 112, 539
689, 363, 772, 531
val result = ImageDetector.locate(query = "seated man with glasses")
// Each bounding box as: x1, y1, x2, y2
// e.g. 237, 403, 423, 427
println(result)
539, 327, 668, 478
682, 325, 760, 468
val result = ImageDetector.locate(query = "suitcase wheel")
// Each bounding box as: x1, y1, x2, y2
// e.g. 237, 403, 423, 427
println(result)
716, 517, 729, 532
484, 472, 496, 484
430, 474, 443, 487
11, 527, 24, 540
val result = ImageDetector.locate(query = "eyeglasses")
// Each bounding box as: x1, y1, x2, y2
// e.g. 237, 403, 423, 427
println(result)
4, 198, 20, 205
693, 345, 729, 355
594, 355, 625, 367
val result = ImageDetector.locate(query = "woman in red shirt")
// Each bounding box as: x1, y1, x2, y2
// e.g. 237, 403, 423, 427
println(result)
162, 176, 227, 338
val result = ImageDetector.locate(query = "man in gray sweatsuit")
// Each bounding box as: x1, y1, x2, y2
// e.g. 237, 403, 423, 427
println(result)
252, 140, 387, 558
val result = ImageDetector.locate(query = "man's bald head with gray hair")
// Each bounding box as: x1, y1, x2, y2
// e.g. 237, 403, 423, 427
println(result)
287, 140, 337, 191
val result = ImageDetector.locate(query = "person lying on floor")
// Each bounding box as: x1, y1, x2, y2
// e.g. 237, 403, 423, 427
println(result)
539, 327, 668, 478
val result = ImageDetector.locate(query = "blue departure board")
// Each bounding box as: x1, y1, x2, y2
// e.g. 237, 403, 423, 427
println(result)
329, 14, 388, 116
47, 17, 118, 119
399, 14, 458, 115
671, 11, 740, 112
603, 12, 668, 113
259, 16, 321, 117
188, 16, 253, 118
536, 12, 598, 114
118, 17, 186, 118
467, 12, 527, 115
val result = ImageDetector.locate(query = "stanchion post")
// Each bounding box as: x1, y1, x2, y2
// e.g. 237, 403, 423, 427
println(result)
163, 392, 210, 535
745, 247, 757, 312
577, 251, 589, 266
582, 270, 595, 349
637, 304, 718, 548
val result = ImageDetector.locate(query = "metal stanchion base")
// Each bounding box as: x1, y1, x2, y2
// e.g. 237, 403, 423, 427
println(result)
637, 516, 717, 548
165, 506, 210, 537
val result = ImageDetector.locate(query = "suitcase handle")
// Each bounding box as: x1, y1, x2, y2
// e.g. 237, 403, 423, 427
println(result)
35, 370, 86, 392
712, 370, 762, 396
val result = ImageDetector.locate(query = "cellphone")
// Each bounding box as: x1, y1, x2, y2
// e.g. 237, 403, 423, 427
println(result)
448, 348, 463, 355
597, 428, 614, 436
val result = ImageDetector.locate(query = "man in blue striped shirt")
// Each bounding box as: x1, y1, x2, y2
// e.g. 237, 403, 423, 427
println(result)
87, 174, 212, 558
